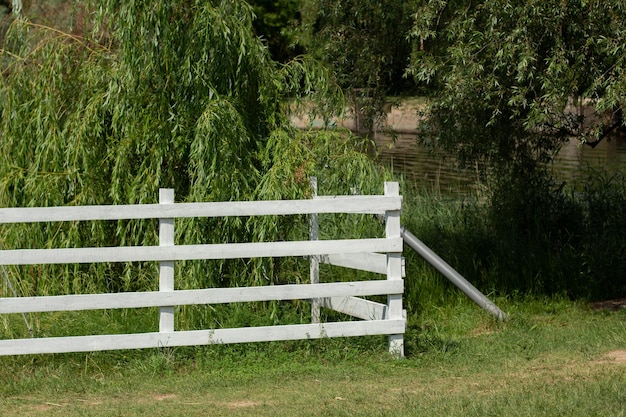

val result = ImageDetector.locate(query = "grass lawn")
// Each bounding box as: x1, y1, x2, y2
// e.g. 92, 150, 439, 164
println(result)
1, 298, 625, 416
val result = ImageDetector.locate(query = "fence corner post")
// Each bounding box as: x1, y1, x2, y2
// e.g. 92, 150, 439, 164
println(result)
384, 182, 404, 358
159, 188, 175, 336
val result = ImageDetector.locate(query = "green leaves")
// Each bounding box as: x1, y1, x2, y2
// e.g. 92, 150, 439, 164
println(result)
299, 0, 414, 132
0, 1, 388, 312
409, 0, 626, 172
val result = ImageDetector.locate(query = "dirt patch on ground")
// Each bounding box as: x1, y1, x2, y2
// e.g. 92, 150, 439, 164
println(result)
468, 322, 500, 338
598, 350, 626, 364
153, 393, 178, 401
224, 400, 266, 409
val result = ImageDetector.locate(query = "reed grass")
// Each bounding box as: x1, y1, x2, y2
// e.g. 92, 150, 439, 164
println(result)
400, 171, 626, 305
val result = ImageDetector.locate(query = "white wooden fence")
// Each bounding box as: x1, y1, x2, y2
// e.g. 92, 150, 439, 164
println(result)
0, 182, 405, 356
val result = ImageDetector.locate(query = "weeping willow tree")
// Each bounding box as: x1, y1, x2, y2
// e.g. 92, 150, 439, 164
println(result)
0, 0, 390, 329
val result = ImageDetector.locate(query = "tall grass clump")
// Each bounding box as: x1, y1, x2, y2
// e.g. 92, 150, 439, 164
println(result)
574, 170, 626, 298
483, 168, 626, 299
0, 1, 393, 336
400, 167, 626, 310
399, 187, 474, 316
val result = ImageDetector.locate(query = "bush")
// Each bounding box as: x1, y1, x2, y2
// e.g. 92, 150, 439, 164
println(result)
401, 169, 626, 307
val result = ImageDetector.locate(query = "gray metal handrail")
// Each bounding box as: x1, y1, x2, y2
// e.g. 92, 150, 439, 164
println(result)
401, 227, 508, 321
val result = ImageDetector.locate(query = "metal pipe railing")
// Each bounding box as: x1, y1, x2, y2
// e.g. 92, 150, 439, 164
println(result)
401, 227, 508, 321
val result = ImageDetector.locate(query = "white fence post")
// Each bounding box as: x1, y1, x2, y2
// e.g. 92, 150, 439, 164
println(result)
159, 188, 175, 335
385, 182, 404, 357
310, 177, 320, 324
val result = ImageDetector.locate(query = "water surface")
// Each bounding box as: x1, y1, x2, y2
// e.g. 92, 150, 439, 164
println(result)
374, 133, 626, 196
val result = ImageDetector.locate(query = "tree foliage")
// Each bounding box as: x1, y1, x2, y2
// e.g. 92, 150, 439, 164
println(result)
300, 0, 414, 132
0, 0, 389, 311
409, 0, 626, 175
248, 0, 302, 63
408, 1, 626, 298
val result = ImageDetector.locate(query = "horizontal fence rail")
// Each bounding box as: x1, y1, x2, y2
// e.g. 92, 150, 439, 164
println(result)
0, 238, 402, 265
0, 320, 407, 356
0, 281, 404, 314
0, 182, 405, 357
0, 196, 402, 224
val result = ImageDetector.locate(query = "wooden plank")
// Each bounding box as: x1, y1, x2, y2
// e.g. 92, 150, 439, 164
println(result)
0, 280, 404, 314
159, 189, 175, 333
385, 182, 404, 357
0, 237, 402, 265
0, 319, 406, 356
319, 296, 387, 320
309, 177, 320, 324
0, 196, 402, 224
322, 253, 387, 275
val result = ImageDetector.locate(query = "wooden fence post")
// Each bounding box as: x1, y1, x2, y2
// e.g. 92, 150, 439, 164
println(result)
385, 182, 404, 357
310, 177, 320, 324
159, 189, 175, 337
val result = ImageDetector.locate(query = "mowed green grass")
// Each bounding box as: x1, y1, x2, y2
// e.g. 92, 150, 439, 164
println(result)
1, 298, 625, 416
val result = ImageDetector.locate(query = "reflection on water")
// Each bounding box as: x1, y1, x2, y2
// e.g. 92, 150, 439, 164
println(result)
552, 136, 626, 183
374, 134, 479, 197
375, 133, 626, 196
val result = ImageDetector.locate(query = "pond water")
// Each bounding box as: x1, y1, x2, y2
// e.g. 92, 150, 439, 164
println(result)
291, 105, 626, 196
374, 133, 626, 196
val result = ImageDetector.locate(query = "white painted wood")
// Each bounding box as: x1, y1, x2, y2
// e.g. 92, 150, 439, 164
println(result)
319, 297, 387, 320
0, 196, 402, 224
310, 177, 320, 324
0, 183, 406, 356
322, 253, 387, 275
0, 319, 406, 356
384, 182, 404, 357
0, 238, 402, 265
0, 280, 404, 314
159, 189, 175, 334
